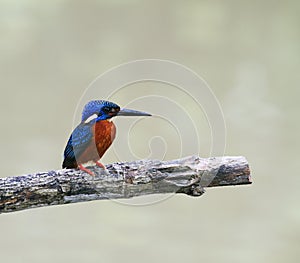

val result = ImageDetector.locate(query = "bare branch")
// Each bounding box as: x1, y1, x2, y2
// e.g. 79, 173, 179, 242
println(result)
0, 156, 251, 214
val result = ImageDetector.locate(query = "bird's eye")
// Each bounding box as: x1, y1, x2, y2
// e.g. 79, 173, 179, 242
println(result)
102, 107, 110, 113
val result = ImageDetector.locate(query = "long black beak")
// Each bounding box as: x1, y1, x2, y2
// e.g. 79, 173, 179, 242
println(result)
117, 108, 152, 117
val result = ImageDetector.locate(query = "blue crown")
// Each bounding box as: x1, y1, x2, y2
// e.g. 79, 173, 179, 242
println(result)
81, 100, 119, 121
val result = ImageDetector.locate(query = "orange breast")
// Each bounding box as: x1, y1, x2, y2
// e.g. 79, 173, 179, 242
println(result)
94, 120, 116, 159
78, 120, 116, 164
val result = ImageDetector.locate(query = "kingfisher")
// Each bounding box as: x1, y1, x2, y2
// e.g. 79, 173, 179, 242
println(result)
62, 100, 151, 175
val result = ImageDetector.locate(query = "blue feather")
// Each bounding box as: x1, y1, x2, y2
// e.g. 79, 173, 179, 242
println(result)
81, 100, 119, 121
63, 123, 93, 168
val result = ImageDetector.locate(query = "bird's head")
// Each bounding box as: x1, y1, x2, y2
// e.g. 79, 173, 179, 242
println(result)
82, 100, 151, 123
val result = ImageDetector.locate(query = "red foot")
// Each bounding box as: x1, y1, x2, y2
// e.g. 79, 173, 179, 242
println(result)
95, 161, 106, 169
78, 164, 95, 176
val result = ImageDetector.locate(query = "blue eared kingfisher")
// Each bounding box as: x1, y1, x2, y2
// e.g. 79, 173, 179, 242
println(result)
62, 100, 151, 175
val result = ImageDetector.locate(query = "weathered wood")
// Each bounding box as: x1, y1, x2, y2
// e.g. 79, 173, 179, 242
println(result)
0, 156, 251, 214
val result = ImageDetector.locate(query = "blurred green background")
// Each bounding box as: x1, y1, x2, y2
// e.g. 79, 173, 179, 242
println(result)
0, 0, 299, 262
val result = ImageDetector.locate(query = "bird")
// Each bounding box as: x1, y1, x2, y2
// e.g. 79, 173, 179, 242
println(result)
62, 100, 151, 175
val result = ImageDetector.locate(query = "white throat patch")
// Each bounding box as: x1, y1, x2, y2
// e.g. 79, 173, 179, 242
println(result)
84, 114, 98, 124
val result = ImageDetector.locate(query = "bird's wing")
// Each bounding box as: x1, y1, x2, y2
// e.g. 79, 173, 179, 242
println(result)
63, 123, 93, 168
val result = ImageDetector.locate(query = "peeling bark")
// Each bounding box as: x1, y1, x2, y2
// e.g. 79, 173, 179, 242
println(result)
0, 156, 251, 214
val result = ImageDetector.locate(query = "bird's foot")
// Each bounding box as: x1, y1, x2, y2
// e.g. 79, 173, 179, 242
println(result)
78, 164, 95, 176
95, 161, 110, 176
95, 161, 106, 169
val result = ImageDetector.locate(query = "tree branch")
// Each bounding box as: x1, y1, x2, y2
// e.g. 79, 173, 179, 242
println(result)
0, 156, 251, 214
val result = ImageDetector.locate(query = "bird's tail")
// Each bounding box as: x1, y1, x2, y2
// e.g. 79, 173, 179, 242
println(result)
62, 158, 77, 169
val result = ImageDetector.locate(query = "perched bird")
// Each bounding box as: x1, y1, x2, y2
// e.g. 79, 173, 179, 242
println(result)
63, 100, 151, 175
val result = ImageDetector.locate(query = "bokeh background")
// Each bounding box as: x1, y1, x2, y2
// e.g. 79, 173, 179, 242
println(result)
0, 0, 299, 262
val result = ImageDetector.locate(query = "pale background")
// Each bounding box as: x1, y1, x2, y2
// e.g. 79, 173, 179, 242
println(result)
0, 1, 299, 263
